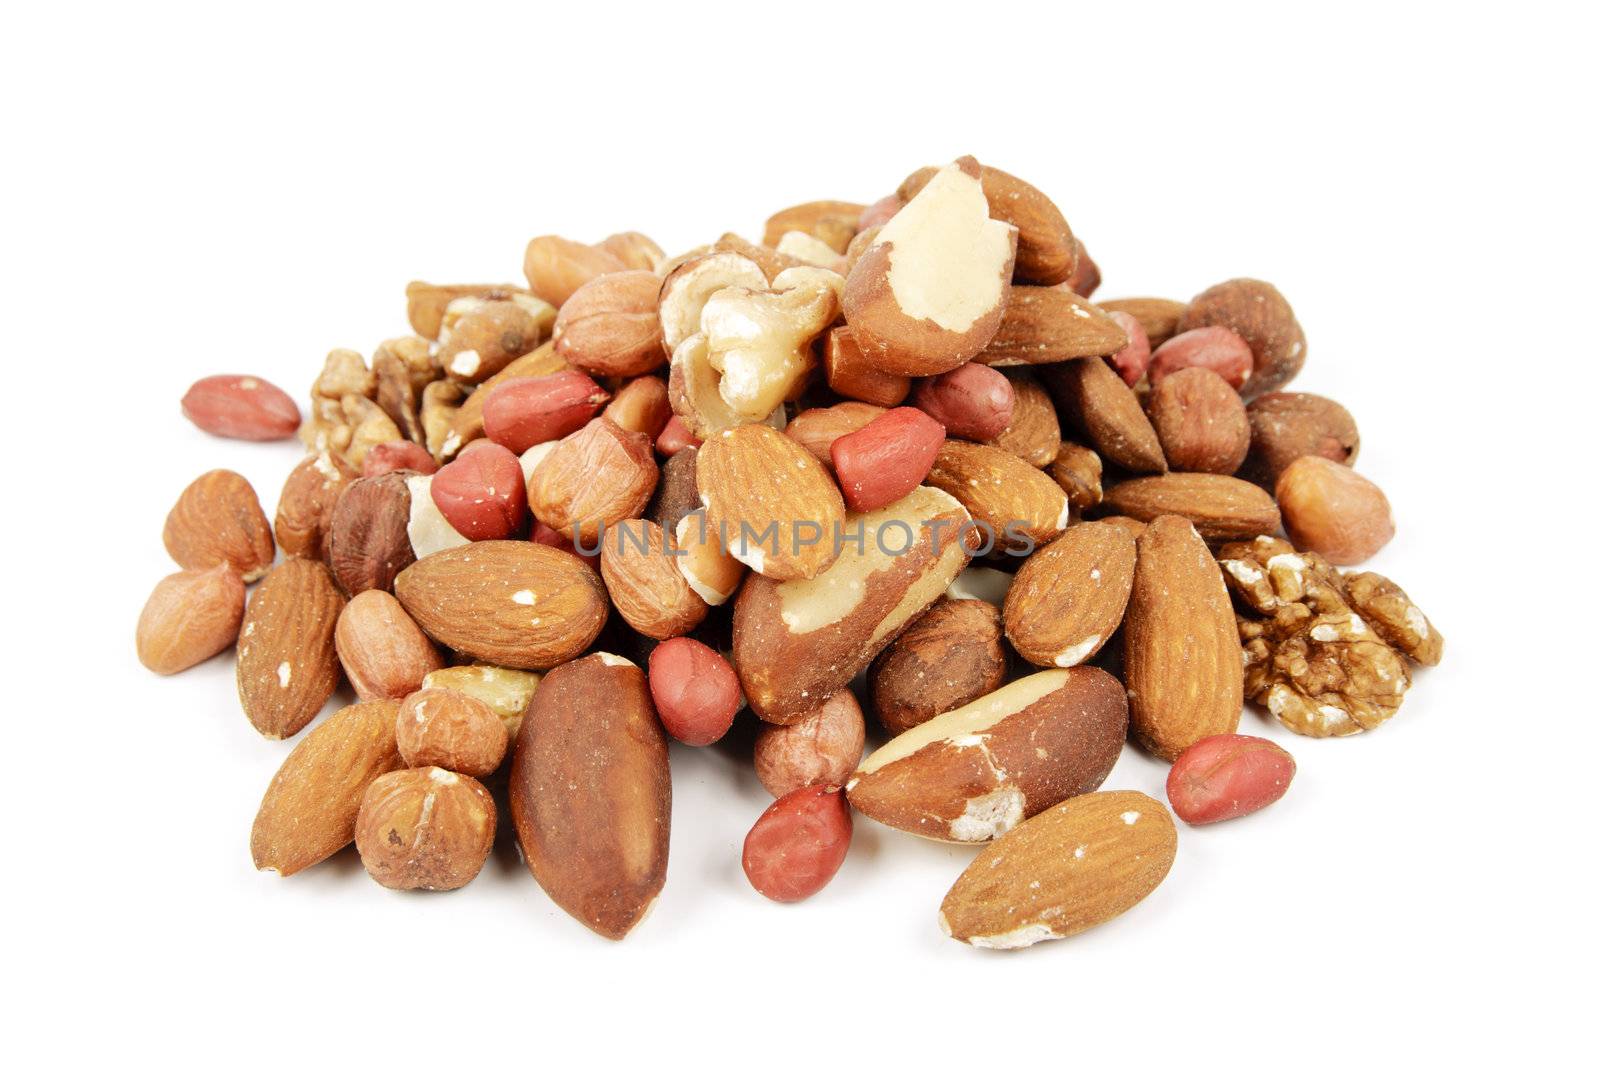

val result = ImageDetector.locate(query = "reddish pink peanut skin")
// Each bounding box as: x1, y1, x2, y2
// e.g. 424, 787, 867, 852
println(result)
1107, 311, 1151, 387
430, 440, 528, 541
1149, 327, 1254, 390
1166, 734, 1296, 826
530, 520, 598, 570
911, 362, 1015, 441
483, 370, 609, 453
742, 786, 853, 903
648, 637, 742, 746
831, 407, 946, 512
362, 440, 438, 478
655, 415, 700, 457
181, 375, 301, 440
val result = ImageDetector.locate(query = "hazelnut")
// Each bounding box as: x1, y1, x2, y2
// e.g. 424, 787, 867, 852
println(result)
1240, 391, 1360, 488
1178, 278, 1306, 400
1146, 367, 1251, 474
354, 767, 496, 891
326, 472, 417, 596
437, 297, 547, 384
554, 270, 667, 378
754, 689, 866, 797
396, 688, 507, 777
1276, 456, 1394, 565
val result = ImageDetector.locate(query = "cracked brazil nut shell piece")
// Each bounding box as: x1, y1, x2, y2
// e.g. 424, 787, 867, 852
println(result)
847, 667, 1127, 843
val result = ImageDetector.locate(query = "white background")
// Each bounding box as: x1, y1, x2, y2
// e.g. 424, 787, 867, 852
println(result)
4, 2, 1595, 1062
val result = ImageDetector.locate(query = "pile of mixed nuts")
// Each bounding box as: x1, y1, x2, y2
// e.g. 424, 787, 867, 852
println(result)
138, 156, 1443, 947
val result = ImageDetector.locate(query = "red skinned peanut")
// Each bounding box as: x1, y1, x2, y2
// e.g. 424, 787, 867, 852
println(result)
531, 520, 598, 570
1149, 327, 1254, 390
648, 636, 742, 745
1166, 734, 1296, 826
483, 370, 609, 453
742, 786, 853, 903
912, 363, 1015, 441
1107, 310, 1151, 387
362, 440, 438, 478
655, 415, 699, 457
181, 375, 301, 441
430, 440, 528, 541
830, 407, 946, 512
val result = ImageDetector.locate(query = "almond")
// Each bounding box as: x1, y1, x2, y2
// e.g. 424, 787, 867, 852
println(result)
510, 653, 670, 940
236, 558, 346, 739
393, 541, 608, 670
869, 598, 1006, 736
181, 374, 301, 441
163, 469, 276, 582
600, 518, 709, 639
1041, 357, 1167, 474
975, 286, 1128, 367
1096, 297, 1188, 349
326, 472, 417, 595
697, 424, 846, 581
1103, 472, 1280, 542
1048, 441, 1104, 510
334, 589, 443, 702
1003, 521, 1136, 668
136, 565, 246, 675
847, 668, 1128, 843
990, 376, 1061, 468
732, 486, 976, 724
250, 698, 406, 876
1124, 516, 1244, 760
785, 401, 885, 470
526, 417, 658, 547
672, 508, 745, 606
924, 440, 1070, 552
274, 450, 356, 560
938, 790, 1176, 949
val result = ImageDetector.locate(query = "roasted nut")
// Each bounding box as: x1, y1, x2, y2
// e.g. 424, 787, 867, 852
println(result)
420, 379, 466, 460
869, 599, 1006, 735
430, 440, 528, 542
655, 414, 699, 457
912, 362, 1015, 441
1148, 326, 1255, 391
600, 518, 708, 639
844, 158, 1017, 376
362, 440, 438, 478
327, 472, 417, 595
925, 440, 1070, 552
442, 342, 564, 459
527, 417, 658, 547
403, 473, 469, 560
1239, 392, 1360, 489
355, 767, 496, 891
698, 276, 837, 421
647, 446, 701, 533
1344, 571, 1444, 666
647, 636, 742, 746
335, 589, 443, 702
899, 162, 1074, 286
667, 334, 749, 438
163, 469, 276, 582
275, 451, 356, 561
785, 401, 885, 470
714, 232, 809, 281
603, 375, 672, 439
136, 565, 246, 675
313, 348, 376, 401
553, 270, 667, 377
235, 558, 346, 740
372, 339, 431, 445
1217, 535, 1349, 616
182, 374, 301, 440
848, 668, 1128, 842
1043, 356, 1167, 474
1166, 734, 1295, 826
1003, 521, 1136, 668
1048, 442, 1104, 510
1147, 366, 1251, 475
776, 231, 847, 272
1240, 604, 1410, 738
1103, 473, 1280, 543
658, 252, 769, 352
1105, 310, 1152, 386
1097, 297, 1188, 349
406, 282, 527, 340
697, 424, 846, 581
523, 235, 627, 307
742, 786, 853, 903
437, 297, 547, 385
1178, 279, 1306, 400
1276, 456, 1394, 565
481, 369, 608, 453
754, 689, 865, 797
830, 406, 946, 513
673, 508, 745, 606
821, 325, 910, 406
990, 376, 1061, 468
857, 194, 899, 230
763, 200, 864, 253
595, 231, 666, 272
975, 286, 1128, 367
423, 664, 540, 737
396, 688, 507, 777
340, 394, 402, 469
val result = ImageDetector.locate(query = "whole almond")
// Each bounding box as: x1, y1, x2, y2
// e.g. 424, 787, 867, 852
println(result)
990, 376, 1061, 467
393, 541, 608, 670
939, 790, 1176, 949
527, 417, 658, 547
600, 518, 709, 640
1147, 366, 1251, 475
1003, 521, 1136, 668
976, 286, 1128, 367
250, 699, 406, 876
163, 469, 276, 582
510, 653, 670, 940
181, 374, 301, 441
697, 424, 846, 581
762, 199, 865, 253
1103, 472, 1279, 542
236, 558, 346, 739
1097, 297, 1188, 348
275, 450, 356, 560
925, 440, 1069, 552
1042, 357, 1167, 474
334, 589, 444, 702
136, 565, 246, 675
553, 270, 666, 378
326, 472, 417, 595
869, 598, 1006, 736
1124, 516, 1244, 760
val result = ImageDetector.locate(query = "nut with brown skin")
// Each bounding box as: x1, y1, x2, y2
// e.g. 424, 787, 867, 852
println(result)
327, 472, 417, 596
600, 518, 709, 639
334, 589, 443, 702
523, 235, 627, 308
136, 565, 246, 675
1146, 366, 1251, 475
553, 270, 666, 378
1003, 521, 1136, 669
526, 417, 659, 547
647, 446, 701, 533
1276, 456, 1394, 565
784, 401, 885, 470
821, 326, 910, 407
1239, 392, 1360, 488
1343, 571, 1444, 666
899, 162, 1075, 286
236, 559, 346, 740
870, 599, 1006, 736
603, 375, 672, 440
1178, 279, 1306, 400
595, 231, 666, 272
437, 297, 548, 385
1048, 442, 1104, 510
355, 767, 496, 891
697, 424, 846, 581
1103, 472, 1280, 543
396, 688, 508, 777
406, 283, 527, 340
163, 469, 276, 582
422, 664, 540, 738
1042, 356, 1167, 474
974, 286, 1128, 368
990, 376, 1061, 468
1096, 297, 1188, 349
275, 451, 356, 560
763, 200, 865, 253
925, 440, 1070, 553
754, 689, 866, 798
